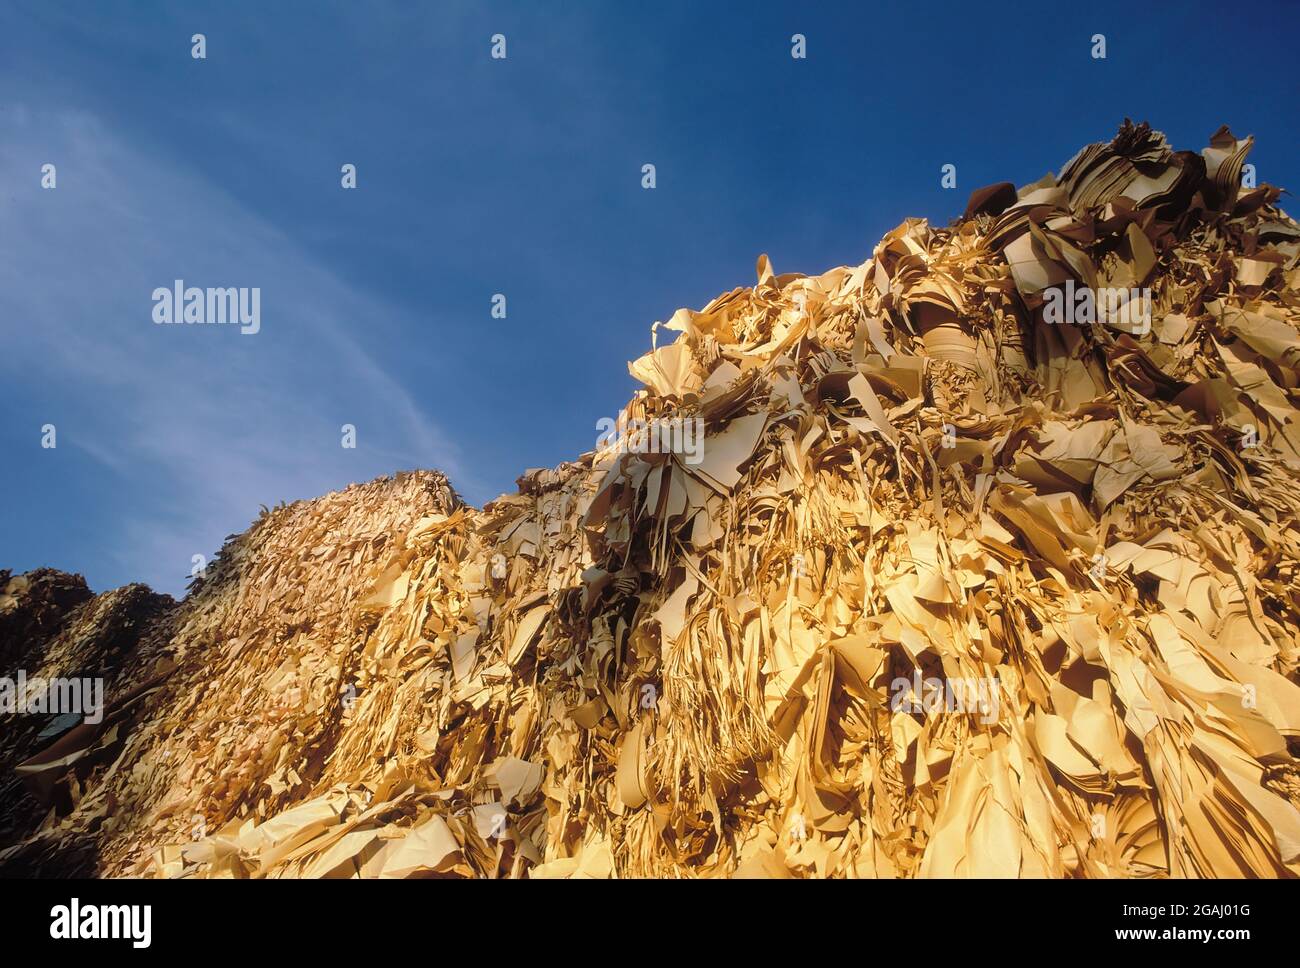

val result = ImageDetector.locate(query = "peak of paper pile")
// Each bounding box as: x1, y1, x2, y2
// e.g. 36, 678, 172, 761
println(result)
4, 121, 1300, 878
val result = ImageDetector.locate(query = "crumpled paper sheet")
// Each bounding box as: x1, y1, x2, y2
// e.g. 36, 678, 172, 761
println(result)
4, 122, 1300, 879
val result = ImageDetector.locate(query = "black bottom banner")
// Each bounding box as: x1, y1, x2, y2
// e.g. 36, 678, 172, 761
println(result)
2, 876, 1282, 955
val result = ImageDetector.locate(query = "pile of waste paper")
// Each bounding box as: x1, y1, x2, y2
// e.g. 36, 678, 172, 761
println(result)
2, 121, 1298, 878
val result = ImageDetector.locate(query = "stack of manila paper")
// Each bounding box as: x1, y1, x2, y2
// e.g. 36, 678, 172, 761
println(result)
2, 121, 1299, 878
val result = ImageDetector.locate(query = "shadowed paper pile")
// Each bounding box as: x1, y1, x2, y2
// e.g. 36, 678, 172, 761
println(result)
3, 121, 1299, 878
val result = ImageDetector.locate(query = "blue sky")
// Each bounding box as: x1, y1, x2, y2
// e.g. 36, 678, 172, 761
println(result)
2, 0, 1297, 596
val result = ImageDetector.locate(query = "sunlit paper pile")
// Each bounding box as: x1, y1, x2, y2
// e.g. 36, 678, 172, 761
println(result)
2, 121, 1299, 878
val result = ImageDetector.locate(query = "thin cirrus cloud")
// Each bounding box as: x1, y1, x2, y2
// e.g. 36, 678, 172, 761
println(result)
0, 104, 476, 597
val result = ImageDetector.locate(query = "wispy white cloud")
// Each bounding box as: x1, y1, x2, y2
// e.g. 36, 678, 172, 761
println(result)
0, 105, 477, 595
